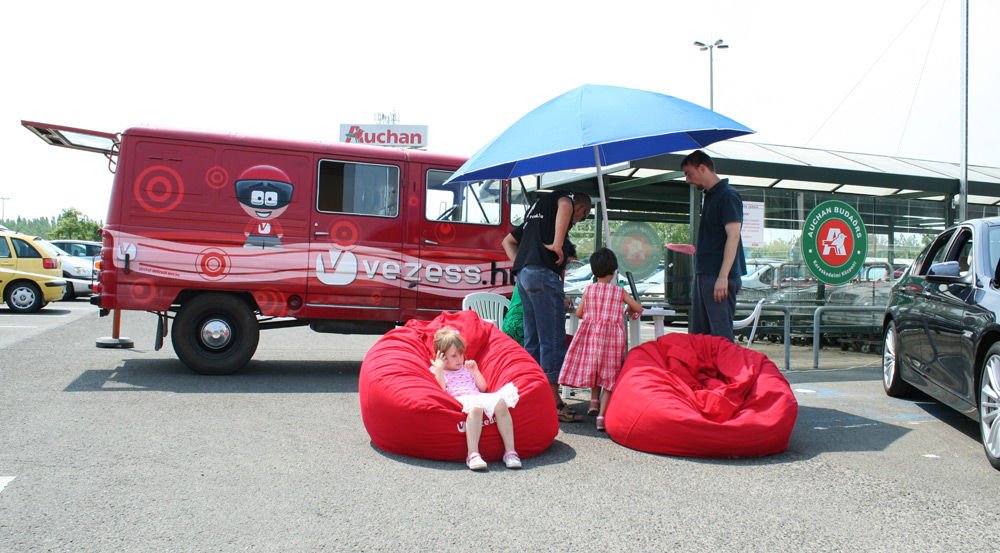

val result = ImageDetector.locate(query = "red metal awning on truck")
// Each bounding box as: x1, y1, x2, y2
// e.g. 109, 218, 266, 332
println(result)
21, 120, 118, 155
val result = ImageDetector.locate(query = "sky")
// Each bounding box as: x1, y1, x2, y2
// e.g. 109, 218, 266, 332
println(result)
1, 0, 997, 223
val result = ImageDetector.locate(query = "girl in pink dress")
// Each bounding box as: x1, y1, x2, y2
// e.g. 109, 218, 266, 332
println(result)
559, 248, 643, 431
430, 327, 521, 471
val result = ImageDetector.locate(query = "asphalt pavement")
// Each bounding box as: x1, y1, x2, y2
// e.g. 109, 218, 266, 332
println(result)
1, 303, 997, 552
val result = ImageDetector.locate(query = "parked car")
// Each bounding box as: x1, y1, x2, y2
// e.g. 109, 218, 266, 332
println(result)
0, 230, 66, 312
820, 262, 895, 348
49, 239, 102, 259
882, 216, 1000, 470
36, 239, 96, 300
635, 267, 665, 299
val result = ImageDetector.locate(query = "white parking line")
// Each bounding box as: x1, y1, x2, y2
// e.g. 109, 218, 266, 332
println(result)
0, 476, 15, 493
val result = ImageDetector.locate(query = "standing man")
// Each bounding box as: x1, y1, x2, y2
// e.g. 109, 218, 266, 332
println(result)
502, 191, 592, 422
682, 150, 747, 342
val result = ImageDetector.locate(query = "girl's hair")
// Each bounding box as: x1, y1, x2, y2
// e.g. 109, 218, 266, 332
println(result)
589, 247, 619, 278
433, 326, 465, 354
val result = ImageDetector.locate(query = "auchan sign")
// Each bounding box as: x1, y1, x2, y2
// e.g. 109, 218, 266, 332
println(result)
339, 124, 427, 148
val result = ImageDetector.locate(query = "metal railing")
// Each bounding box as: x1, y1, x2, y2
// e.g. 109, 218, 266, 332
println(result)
812, 306, 886, 368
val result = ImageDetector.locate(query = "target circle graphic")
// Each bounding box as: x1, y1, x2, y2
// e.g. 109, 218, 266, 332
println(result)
128, 277, 157, 305
196, 248, 231, 281
408, 195, 419, 208
435, 223, 456, 244
254, 289, 287, 316
134, 165, 185, 213
330, 221, 360, 248
205, 166, 229, 189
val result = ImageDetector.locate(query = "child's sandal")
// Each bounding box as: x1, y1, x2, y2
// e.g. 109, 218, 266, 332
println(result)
596, 416, 606, 431
502, 450, 522, 469
466, 452, 487, 471
587, 398, 600, 416
558, 404, 583, 423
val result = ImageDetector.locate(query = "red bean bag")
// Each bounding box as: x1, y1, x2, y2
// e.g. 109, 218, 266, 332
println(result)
359, 310, 558, 462
606, 333, 797, 458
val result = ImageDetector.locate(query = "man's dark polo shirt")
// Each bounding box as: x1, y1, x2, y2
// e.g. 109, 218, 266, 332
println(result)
695, 179, 747, 278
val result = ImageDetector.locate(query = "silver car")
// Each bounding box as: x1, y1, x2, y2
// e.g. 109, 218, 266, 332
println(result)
36, 240, 97, 300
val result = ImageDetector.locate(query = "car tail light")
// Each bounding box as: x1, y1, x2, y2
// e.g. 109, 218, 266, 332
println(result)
94, 259, 103, 271
43, 258, 58, 269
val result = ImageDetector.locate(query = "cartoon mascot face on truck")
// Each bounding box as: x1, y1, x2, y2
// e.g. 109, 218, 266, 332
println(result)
235, 165, 294, 249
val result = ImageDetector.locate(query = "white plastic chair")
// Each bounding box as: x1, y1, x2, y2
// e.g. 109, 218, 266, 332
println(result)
462, 292, 511, 326
733, 298, 765, 346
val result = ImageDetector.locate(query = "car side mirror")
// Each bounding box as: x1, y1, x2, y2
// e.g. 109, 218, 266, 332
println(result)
927, 260, 961, 280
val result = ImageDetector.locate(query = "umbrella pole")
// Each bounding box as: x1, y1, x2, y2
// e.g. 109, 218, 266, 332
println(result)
592, 146, 612, 245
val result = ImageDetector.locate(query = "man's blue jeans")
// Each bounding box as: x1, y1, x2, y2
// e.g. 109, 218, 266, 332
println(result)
516, 266, 566, 384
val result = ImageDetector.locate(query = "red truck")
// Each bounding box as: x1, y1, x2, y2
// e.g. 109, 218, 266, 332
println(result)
23, 121, 519, 374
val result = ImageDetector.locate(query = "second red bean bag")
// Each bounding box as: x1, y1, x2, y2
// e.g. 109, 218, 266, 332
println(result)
606, 333, 797, 458
359, 310, 558, 462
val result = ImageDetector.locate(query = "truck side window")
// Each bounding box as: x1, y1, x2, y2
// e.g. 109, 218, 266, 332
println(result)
424, 170, 501, 226
317, 160, 399, 217
510, 179, 531, 226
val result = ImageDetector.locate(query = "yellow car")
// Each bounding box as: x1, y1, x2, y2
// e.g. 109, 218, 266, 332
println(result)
0, 230, 67, 313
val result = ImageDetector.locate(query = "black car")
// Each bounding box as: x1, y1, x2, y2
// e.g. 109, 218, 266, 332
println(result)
882, 217, 1000, 470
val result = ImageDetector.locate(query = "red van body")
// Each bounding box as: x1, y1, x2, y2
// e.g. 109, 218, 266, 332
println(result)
23, 121, 516, 374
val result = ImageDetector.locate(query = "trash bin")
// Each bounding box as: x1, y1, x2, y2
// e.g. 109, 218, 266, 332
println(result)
665, 244, 693, 308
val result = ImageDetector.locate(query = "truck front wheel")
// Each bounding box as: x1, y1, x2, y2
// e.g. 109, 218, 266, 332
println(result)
171, 293, 259, 375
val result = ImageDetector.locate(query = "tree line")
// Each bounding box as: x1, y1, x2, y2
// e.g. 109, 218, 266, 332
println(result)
1, 208, 102, 241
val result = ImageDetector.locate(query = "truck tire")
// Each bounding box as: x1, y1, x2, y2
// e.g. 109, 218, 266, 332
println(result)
171, 293, 259, 375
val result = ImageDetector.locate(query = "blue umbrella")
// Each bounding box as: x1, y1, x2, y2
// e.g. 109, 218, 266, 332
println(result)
447, 84, 754, 241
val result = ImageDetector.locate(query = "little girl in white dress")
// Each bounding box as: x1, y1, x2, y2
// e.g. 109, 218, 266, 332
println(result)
430, 327, 521, 471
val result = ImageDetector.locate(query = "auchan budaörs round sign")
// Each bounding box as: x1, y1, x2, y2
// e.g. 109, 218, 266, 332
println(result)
801, 200, 868, 286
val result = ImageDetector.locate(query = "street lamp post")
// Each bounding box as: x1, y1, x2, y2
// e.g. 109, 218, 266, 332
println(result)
693, 39, 729, 111
0, 197, 8, 222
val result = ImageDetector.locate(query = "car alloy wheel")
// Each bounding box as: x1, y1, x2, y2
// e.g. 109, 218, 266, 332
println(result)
979, 350, 1000, 470
882, 321, 915, 398
882, 324, 896, 389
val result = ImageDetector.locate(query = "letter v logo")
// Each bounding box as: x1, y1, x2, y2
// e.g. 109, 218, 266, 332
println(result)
316, 248, 358, 286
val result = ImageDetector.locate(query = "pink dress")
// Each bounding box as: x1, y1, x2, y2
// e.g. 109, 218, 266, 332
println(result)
432, 365, 519, 419
559, 282, 626, 390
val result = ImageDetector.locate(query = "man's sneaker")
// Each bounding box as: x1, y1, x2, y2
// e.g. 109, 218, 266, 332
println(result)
466, 452, 487, 471
503, 451, 522, 469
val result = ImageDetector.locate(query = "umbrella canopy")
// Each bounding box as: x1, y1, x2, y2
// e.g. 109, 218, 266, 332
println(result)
447, 84, 754, 241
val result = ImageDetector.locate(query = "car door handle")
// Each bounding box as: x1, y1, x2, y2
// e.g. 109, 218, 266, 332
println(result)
313, 231, 329, 237
424, 239, 438, 245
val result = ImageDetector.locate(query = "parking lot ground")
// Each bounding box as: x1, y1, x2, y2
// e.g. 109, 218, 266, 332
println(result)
2, 308, 997, 552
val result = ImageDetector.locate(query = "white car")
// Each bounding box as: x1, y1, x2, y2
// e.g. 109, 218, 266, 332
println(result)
635, 268, 665, 298
36, 240, 96, 300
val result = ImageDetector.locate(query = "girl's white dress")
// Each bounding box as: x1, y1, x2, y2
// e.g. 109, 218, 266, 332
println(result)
433, 365, 519, 419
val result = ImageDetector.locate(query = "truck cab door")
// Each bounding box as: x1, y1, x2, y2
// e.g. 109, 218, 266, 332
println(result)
306, 157, 403, 324
417, 170, 512, 315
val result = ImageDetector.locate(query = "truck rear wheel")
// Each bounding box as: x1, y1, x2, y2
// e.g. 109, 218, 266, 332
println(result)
171, 293, 259, 375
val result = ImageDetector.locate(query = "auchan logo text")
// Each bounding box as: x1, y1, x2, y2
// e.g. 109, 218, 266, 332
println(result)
339, 124, 427, 148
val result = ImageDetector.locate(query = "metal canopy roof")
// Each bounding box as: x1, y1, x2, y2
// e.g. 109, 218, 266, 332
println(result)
632, 140, 1000, 201
532, 140, 1000, 233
